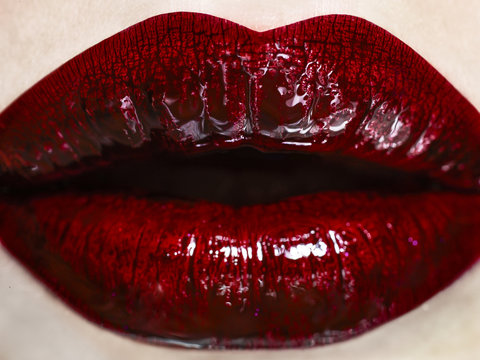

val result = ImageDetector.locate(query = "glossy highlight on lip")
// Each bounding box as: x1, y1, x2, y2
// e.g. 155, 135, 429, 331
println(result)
0, 12, 479, 348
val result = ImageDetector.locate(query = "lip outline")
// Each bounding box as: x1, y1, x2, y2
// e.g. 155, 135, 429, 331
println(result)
0, 11, 480, 349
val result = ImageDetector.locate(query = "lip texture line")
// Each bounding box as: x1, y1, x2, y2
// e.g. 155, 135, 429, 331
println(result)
0, 12, 479, 349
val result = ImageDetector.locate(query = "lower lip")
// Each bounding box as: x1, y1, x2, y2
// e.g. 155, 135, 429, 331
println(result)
1, 191, 479, 348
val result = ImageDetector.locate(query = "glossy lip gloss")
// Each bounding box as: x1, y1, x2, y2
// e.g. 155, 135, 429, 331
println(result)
0, 12, 479, 349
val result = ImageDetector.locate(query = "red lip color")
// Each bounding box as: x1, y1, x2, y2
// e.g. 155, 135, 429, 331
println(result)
0, 12, 479, 348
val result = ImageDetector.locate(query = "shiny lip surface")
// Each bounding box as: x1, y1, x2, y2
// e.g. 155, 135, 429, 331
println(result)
0, 12, 479, 349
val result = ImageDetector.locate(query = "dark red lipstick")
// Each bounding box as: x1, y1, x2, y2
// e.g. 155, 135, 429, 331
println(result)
0, 12, 479, 348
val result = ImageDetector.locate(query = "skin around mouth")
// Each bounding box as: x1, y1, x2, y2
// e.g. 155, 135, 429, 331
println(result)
0, 12, 479, 348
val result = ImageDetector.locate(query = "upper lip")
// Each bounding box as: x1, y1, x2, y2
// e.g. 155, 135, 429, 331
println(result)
0, 12, 479, 349
0, 12, 479, 189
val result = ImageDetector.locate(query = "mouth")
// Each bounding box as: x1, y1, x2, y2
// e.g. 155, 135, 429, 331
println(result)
0, 12, 479, 349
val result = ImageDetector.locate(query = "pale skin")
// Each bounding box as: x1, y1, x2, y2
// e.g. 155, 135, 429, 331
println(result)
0, 0, 479, 359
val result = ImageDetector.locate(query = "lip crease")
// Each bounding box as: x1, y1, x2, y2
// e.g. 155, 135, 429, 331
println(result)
0, 12, 479, 349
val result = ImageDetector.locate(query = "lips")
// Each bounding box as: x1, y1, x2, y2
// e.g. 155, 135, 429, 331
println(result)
0, 12, 479, 349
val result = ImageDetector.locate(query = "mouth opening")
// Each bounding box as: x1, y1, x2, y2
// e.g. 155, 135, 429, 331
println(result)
1, 146, 451, 207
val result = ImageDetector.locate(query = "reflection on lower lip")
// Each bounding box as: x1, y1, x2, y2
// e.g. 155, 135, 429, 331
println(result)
0, 12, 479, 348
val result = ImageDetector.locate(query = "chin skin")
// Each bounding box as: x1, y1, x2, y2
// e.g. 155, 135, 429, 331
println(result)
0, 1, 480, 359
